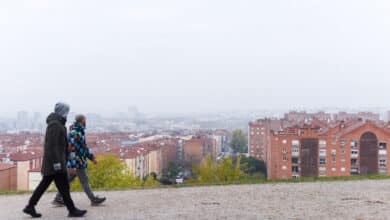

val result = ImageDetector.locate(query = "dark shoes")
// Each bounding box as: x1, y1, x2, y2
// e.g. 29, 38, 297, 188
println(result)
23, 206, 42, 218
91, 196, 106, 206
24, 204, 86, 218
68, 208, 87, 218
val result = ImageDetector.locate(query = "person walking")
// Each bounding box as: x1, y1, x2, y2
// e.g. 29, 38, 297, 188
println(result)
53, 114, 106, 207
23, 103, 87, 218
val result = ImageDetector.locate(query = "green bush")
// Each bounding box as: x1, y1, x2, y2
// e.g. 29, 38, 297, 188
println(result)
71, 154, 159, 191
193, 154, 247, 184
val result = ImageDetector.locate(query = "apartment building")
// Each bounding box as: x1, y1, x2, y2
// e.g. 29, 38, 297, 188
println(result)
267, 121, 390, 180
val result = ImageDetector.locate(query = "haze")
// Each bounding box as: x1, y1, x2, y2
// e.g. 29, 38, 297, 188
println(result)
0, 0, 389, 115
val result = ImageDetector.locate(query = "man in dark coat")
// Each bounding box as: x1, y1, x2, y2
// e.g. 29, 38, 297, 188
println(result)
23, 103, 87, 218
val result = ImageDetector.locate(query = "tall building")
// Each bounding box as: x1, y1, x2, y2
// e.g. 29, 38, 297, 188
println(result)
183, 136, 216, 170
248, 119, 290, 162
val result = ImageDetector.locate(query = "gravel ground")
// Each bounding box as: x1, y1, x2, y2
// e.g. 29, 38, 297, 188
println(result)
1, 179, 390, 220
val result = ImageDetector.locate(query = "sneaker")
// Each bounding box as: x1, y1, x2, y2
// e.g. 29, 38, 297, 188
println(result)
52, 198, 65, 207
68, 208, 87, 218
23, 205, 42, 218
91, 196, 106, 206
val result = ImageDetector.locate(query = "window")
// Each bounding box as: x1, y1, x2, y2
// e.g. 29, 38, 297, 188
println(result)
319, 149, 327, 157
351, 150, 359, 157
332, 157, 336, 163
282, 166, 287, 170
282, 139, 287, 144
292, 148, 299, 156
320, 158, 326, 165
351, 159, 358, 166
292, 166, 299, 173
282, 147, 287, 153
331, 168, 336, 172
341, 167, 346, 172
319, 140, 327, 148
292, 140, 299, 147
292, 157, 299, 164
283, 156, 287, 161
379, 142, 387, 149
350, 140, 358, 148
340, 140, 346, 146
380, 160, 387, 167
341, 158, 346, 163
331, 149, 336, 156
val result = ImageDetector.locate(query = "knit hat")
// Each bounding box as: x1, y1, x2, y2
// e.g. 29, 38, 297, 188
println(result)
54, 102, 70, 119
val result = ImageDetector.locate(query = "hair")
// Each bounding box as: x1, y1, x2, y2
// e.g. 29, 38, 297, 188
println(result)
75, 114, 86, 123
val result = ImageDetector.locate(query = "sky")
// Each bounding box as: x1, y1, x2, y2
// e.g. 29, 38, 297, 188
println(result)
0, 0, 389, 116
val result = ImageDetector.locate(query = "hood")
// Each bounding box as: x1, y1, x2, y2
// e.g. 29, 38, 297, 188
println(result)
46, 113, 66, 125
54, 102, 70, 119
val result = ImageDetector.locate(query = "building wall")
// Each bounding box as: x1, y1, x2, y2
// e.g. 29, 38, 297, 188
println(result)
0, 167, 17, 190
183, 137, 214, 168
249, 122, 268, 161
124, 158, 136, 176
28, 172, 42, 191
16, 161, 29, 190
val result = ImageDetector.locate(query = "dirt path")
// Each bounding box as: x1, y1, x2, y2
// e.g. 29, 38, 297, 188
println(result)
1, 179, 390, 220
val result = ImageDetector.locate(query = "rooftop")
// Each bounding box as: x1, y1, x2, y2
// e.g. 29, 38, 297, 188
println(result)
0, 163, 16, 171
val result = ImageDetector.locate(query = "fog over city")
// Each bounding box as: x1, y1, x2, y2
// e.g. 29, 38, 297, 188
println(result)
1, 0, 389, 116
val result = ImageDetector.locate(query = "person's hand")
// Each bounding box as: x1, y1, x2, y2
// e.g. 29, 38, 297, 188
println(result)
69, 168, 77, 175
92, 158, 98, 165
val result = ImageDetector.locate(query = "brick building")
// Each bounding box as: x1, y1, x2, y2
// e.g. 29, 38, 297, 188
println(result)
267, 121, 390, 180
118, 138, 179, 178
183, 136, 216, 169
9, 150, 43, 190
248, 119, 291, 161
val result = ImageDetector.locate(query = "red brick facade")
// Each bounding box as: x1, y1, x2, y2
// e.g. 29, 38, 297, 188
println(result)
267, 121, 390, 180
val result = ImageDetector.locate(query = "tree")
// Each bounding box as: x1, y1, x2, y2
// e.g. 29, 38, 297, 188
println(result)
235, 156, 267, 177
193, 154, 246, 183
160, 161, 181, 184
71, 154, 149, 190
230, 129, 248, 153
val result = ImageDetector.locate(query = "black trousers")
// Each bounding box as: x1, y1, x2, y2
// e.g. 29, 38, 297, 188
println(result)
28, 172, 76, 212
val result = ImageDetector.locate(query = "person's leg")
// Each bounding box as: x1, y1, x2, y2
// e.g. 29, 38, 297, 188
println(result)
55, 170, 77, 201
53, 173, 76, 212
28, 175, 54, 207
77, 168, 96, 201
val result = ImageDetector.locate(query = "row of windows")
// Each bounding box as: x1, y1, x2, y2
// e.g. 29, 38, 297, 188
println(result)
280, 139, 387, 149
283, 166, 347, 172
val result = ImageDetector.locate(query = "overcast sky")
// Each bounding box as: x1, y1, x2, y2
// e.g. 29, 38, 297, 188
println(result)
0, 0, 389, 116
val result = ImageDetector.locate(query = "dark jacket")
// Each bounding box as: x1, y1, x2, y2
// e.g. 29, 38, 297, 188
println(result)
41, 113, 68, 176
